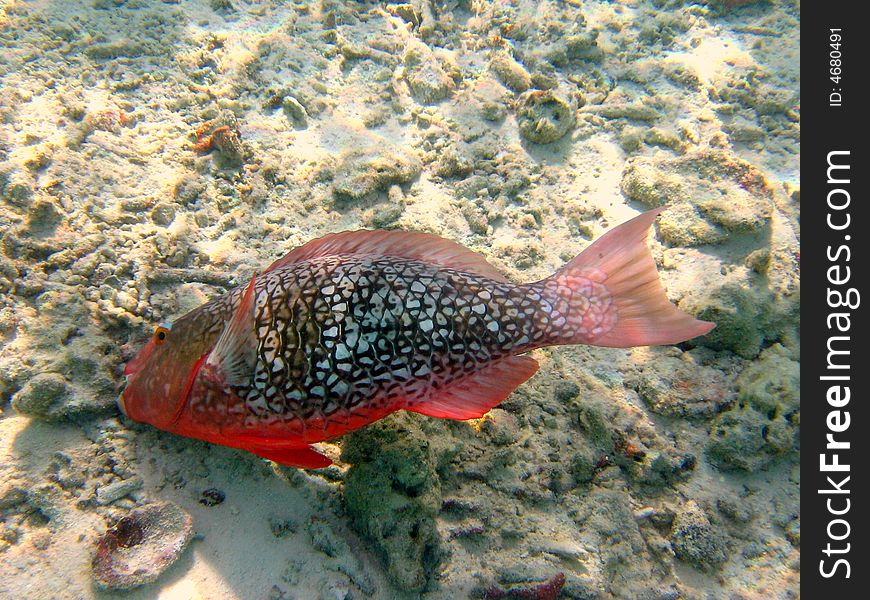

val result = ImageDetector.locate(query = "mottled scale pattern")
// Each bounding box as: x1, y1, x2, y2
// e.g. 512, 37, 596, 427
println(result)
187, 255, 614, 444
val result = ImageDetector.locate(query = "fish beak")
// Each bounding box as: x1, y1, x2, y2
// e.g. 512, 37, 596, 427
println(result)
117, 377, 129, 418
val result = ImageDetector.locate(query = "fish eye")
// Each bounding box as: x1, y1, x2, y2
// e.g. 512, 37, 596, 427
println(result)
154, 325, 170, 345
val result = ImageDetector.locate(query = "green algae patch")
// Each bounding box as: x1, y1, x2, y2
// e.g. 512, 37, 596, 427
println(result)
736, 343, 800, 418
670, 500, 728, 572
707, 345, 799, 471
341, 413, 443, 592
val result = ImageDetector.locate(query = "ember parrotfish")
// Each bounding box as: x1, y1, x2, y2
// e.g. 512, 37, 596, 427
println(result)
120, 208, 714, 468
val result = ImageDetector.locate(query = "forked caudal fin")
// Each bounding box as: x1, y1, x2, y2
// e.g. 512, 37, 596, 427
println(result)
546, 208, 714, 348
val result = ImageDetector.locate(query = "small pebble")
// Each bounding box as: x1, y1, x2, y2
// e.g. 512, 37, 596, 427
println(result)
198, 488, 225, 507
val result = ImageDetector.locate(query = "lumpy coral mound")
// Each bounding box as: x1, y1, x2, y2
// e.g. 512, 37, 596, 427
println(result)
92, 501, 193, 590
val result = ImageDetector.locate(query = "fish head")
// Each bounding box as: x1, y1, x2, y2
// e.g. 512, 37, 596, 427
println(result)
119, 320, 208, 430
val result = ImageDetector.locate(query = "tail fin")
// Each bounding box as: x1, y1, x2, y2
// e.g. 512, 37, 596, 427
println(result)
546, 208, 714, 348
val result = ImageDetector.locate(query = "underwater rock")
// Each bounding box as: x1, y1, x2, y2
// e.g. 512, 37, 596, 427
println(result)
333, 147, 422, 201
516, 90, 578, 144
282, 95, 308, 128
736, 343, 799, 419
362, 202, 404, 228
575, 488, 657, 596
1, 167, 34, 207
468, 79, 511, 122
656, 203, 728, 247
482, 572, 566, 600
489, 52, 532, 93
565, 30, 603, 62
306, 517, 375, 595
96, 477, 144, 506
706, 405, 773, 472
627, 355, 734, 419
92, 501, 194, 590
670, 500, 728, 572
150, 202, 176, 227
706, 344, 799, 471
403, 42, 459, 105
784, 517, 800, 547
10, 373, 72, 420
192, 109, 247, 168
683, 281, 771, 359
341, 413, 442, 592
621, 148, 773, 246
480, 409, 520, 447
434, 145, 474, 179
583, 102, 661, 123
461, 204, 489, 235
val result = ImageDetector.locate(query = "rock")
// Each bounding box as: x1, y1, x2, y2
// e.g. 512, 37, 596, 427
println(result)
656, 203, 728, 247
1, 168, 33, 207
363, 203, 404, 228
684, 282, 770, 359
461, 204, 489, 234
468, 79, 510, 122
27, 197, 65, 231
403, 43, 458, 105
92, 501, 194, 590
553, 380, 580, 403
11, 373, 72, 420
434, 146, 474, 179
193, 109, 247, 168
569, 451, 599, 484
717, 495, 754, 524
627, 356, 734, 418
566, 30, 603, 62
150, 202, 176, 227
0, 483, 28, 510
583, 102, 661, 122
706, 405, 770, 471
621, 148, 773, 246
670, 500, 728, 572
736, 343, 799, 418
282, 95, 308, 128
642, 127, 685, 152
306, 518, 374, 595
333, 147, 422, 201
341, 413, 442, 592
706, 344, 799, 470
489, 52, 531, 92
480, 409, 520, 446
96, 477, 144, 506
784, 517, 800, 547
516, 90, 578, 144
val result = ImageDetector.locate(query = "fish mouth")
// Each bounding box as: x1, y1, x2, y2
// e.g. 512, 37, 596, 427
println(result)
117, 376, 129, 418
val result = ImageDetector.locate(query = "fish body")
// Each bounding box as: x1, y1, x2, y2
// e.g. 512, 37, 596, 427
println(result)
121, 209, 714, 468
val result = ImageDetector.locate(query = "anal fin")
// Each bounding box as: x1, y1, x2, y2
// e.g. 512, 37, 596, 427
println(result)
247, 444, 332, 469
406, 355, 539, 420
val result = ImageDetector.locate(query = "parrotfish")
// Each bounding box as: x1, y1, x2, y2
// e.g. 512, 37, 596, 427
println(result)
120, 208, 713, 468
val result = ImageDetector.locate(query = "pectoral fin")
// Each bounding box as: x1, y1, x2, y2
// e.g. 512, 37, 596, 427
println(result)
204, 275, 258, 388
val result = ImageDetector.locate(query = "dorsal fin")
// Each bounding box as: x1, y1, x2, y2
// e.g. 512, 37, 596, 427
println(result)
203, 275, 258, 387
266, 230, 509, 282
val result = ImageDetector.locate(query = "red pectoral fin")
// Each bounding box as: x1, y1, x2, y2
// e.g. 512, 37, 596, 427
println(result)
405, 355, 539, 420
246, 444, 332, 469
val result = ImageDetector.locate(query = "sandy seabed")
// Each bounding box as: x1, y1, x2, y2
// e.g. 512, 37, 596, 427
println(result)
0, 1, 799, 598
